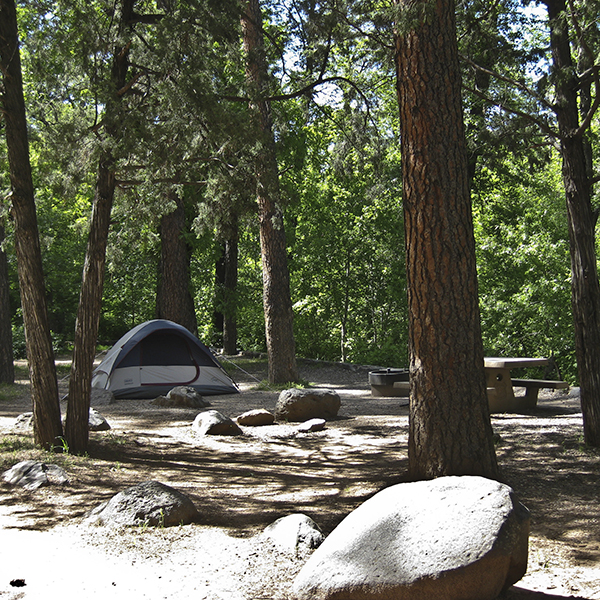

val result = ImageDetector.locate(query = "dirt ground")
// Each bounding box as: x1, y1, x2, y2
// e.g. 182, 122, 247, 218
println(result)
0, 357, 599, 600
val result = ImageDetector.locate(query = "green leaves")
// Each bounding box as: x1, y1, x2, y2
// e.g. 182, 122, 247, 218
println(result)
474, 152, 576, 380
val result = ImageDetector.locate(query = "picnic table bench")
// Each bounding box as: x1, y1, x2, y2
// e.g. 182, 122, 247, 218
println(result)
485, 357, 568, 412
510, 378, 569, 408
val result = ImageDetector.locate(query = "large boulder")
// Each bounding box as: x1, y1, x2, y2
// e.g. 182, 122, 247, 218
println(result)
3, 460, 69, 491
263, 513, 325, 556
192, 410, 243, 436
275, 388, 341, 422
151, 386, 211, 408
85, 480, 199, 527
292, 476, 530, 600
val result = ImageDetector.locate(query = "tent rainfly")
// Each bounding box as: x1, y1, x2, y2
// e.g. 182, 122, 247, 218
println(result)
91, 319, 239, 399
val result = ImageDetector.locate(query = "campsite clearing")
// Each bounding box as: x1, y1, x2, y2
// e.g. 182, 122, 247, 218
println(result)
0, 357, 599, 599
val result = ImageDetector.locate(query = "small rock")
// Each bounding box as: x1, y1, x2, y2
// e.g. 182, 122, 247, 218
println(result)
151, 386, 210, 408
275, 389, 341, 422
297, 418, 326, 433
60, 408, 111, 432
13, 412, 33, 431
89, 408, 111, 431
3, 460, 69, 491
236, 409, 275, 426
84, 480, 199, 527
192, 410, 243, 436
263, 514, 325, 555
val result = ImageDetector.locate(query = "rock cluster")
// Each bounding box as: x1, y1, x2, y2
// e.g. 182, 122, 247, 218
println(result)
191, 388, 341, 437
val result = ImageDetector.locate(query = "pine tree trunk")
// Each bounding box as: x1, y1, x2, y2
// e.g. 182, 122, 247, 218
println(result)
0, 223, 14, 384
544, 0, 600, 446
241, 0, 298, 383
1, 0, 63, 449
395, 0, 498, 479
156, 190, 198, 336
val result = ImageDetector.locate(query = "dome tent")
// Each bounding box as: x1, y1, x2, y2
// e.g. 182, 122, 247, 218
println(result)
92, 319, 238, 399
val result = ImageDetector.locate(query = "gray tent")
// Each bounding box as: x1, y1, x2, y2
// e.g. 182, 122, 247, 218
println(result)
91, 319, 238, 399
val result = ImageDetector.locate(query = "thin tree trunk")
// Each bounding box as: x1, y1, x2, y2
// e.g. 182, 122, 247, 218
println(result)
241, 0, 298, 383
0, 222, 14, 384
156, 190, 198, 336
65, 0, 136, 453
543, 0, 600, 446
222, 219, 239, 355
213, 243, 226, 345
395, 0, 498, 479
0, 0, 62, 448
65, 154, 115, 453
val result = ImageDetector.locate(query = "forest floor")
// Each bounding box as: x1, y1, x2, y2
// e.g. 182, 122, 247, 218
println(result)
0, 356, 599, 599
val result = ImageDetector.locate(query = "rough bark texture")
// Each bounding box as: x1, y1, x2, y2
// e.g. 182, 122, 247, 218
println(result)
65, 0, 136, 453
395, 0, 498, 479
241, 0, 298, 383
156, 190, 198, 336
0, 223, 14, 384
543, 0, 600, 446
65, 154, 115, 454
0, 0, 63, 448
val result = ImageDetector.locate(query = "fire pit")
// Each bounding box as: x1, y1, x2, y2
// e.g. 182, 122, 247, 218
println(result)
368, 368, 410, 397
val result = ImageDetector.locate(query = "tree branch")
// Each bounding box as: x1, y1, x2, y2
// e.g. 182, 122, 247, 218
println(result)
565, 0, 600, 138
464, 84, 559, 139
461, 54, 556, 112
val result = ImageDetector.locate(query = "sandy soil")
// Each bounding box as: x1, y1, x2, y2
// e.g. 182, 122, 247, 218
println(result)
0, 357, 599, 600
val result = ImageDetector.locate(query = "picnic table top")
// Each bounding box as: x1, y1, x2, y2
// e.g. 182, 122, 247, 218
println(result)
484, 357, 549, 369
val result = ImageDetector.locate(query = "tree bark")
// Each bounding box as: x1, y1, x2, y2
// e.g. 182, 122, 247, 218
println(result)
65, 153, 115, 453
0, 0, 62, 448
65, 0, 136, 453
222, 219, 239, 355
395, 0, 498, 479
241, 0, 298, 383
0, 223, 14, 384
156, 190, 198, 336
543, 0, 600, 446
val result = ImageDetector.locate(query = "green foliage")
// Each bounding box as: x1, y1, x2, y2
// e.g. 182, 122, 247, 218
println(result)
474, 152, 576, 381
1, 0, 585, 390
255, 378, 310, 391
11, 325, 27, 360
286, 92, 408, 367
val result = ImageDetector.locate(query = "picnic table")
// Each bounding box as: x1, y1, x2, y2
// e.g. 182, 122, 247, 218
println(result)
484, 357, 567, 413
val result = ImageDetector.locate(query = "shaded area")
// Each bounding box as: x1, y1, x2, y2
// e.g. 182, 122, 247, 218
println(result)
1, 358, 599, 598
